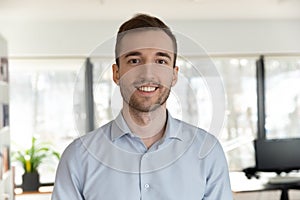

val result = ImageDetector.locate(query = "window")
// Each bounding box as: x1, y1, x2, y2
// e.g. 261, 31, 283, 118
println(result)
265, 56, 300, 139
214, 57, 257, 170
10, 58, 84, 184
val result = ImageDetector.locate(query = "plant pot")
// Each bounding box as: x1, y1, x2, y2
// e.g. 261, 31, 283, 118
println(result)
22, 171, 40, 191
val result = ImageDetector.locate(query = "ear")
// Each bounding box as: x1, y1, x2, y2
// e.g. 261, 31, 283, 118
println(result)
171, 66, 179, 86
112, 64, 120, 85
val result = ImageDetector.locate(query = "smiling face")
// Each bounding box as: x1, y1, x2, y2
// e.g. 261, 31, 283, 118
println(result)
113, 30, 179, 113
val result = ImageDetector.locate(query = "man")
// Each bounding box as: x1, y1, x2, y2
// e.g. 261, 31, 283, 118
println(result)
52, 13, 232, 200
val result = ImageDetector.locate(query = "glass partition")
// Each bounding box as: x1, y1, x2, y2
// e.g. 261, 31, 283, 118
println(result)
214, 57, 257, 170
9, 58, 84, 184
265, 56, 300, 139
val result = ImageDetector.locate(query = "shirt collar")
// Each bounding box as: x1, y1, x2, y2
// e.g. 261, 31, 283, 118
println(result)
111, 110, 184, 142
111, 112, 132, 141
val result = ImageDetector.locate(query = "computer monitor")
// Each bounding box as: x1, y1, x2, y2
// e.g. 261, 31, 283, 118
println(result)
254, 138, 300, 173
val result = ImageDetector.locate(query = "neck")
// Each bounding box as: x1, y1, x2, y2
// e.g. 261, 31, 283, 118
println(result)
122, 105, 167, 148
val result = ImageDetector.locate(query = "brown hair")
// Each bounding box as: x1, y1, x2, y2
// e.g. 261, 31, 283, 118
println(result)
115, 13, 177, 67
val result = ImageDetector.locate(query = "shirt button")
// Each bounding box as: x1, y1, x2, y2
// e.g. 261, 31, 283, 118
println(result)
144, 184, 150, 189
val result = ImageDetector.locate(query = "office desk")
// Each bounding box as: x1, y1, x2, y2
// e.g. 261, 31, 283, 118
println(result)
230, 172, 300, 200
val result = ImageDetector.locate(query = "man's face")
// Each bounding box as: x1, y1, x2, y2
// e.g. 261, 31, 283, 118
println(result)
113, 30, 178, 112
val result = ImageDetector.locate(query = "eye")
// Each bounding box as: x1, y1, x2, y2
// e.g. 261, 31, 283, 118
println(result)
128, 58, 141, 65
156, 59, 168, 65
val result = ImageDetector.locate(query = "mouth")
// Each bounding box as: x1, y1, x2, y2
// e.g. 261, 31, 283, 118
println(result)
135, 83, 160, 93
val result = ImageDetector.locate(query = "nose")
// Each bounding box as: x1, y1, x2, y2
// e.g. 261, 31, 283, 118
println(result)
140, 63, 156, 80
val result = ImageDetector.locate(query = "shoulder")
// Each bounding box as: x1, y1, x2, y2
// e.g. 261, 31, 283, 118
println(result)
61, 121, 113, 158
177, 119, 223, 160
177, 119, 216, 142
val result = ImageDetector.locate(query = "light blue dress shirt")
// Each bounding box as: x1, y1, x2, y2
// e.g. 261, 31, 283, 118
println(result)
52, 111, 232, 200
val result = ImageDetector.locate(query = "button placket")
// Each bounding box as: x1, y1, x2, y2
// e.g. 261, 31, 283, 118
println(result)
141, 153, 150, 191
144, 183, 150, 189
140, 153, 152, 200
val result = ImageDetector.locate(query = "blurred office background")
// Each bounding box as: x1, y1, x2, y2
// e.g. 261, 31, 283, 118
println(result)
0, 0, 300, 199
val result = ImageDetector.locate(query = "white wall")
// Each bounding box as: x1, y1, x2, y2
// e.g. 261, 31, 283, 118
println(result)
169, 20, 300, 55
0, 19, 299, 57
0, 34, 7, 57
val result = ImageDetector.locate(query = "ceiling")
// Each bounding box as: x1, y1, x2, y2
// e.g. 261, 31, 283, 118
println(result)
0, 0, 300, 21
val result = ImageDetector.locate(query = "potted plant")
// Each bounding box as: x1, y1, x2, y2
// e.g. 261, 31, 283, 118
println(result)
13, 137, 60, 191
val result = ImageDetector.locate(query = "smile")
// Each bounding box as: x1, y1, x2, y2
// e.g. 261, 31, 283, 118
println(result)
138, 86, 157, 92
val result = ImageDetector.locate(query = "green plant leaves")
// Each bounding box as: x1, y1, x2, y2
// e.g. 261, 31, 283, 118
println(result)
13, 137, 60, 173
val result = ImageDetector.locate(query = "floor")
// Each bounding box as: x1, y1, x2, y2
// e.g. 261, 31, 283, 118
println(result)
14, 191, 300, 200
233, 190, 300, 200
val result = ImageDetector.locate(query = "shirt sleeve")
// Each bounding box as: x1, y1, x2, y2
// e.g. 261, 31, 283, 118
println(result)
203, 139, 233, 200
51, 140, 84, 200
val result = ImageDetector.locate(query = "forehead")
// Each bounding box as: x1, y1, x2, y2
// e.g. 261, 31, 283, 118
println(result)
118, 30, 174, 58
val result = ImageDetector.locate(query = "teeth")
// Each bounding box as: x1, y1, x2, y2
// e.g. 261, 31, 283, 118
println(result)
138, 86, 156, 92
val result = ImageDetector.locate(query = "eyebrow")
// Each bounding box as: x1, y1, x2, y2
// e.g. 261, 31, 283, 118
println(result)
124, 51, 172, 60
124, 51, 142, 58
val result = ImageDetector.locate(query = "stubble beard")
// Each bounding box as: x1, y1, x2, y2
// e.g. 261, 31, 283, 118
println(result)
122, 86, 171, 113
